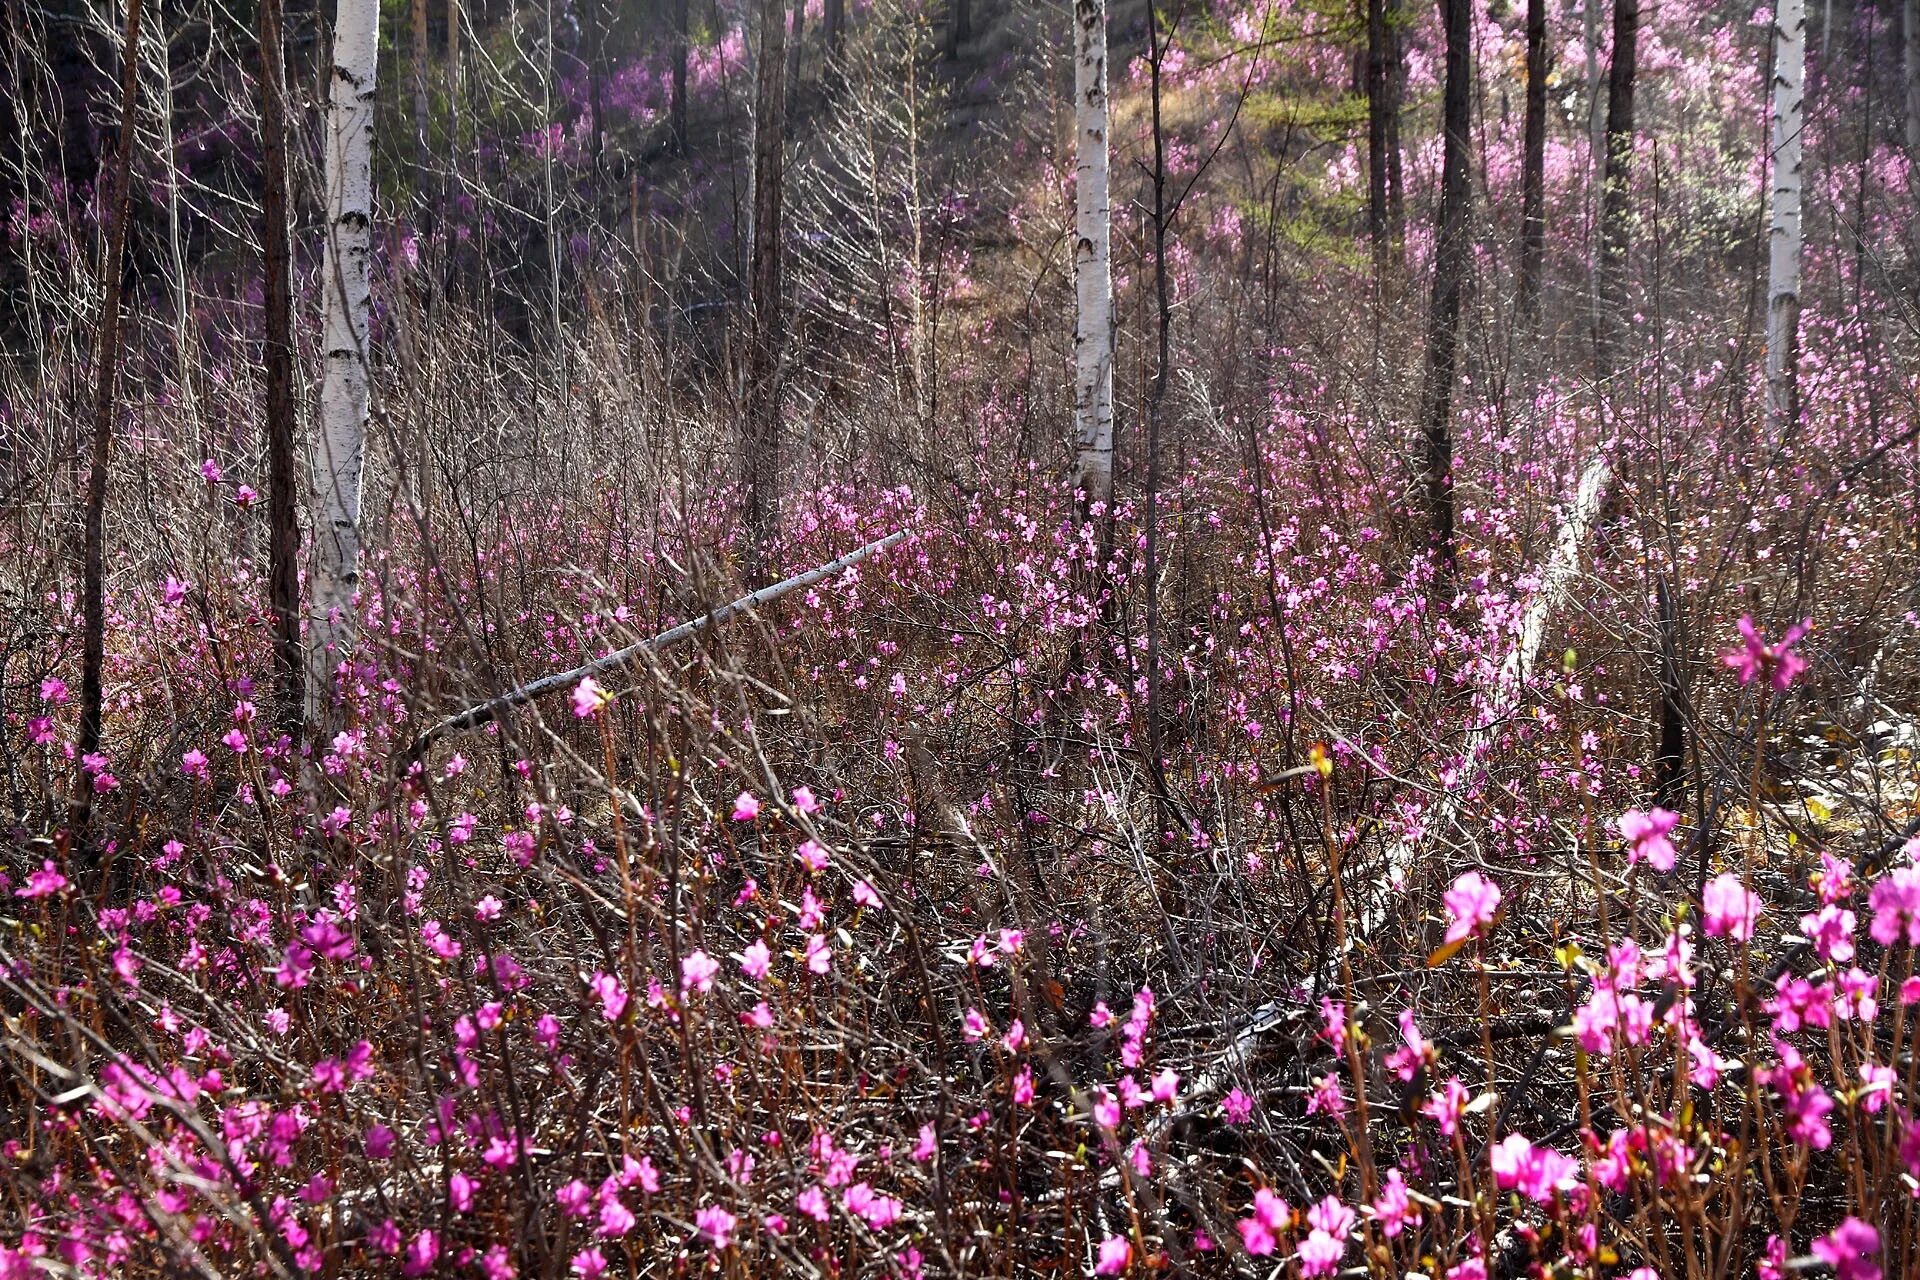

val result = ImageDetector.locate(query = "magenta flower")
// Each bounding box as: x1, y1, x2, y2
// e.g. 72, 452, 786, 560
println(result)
681, 950, 720, 993
731, 791, 761, 821
1489, 1132, 1578, 1203
15, 859, 67, 899
401, 1230, 439, 1277
695, 1204, 737, 1249
1422, 1077, 1470, 1136
1443, 870, 1502, 944
1371, 1168, 1419, 1237
571, 676, 608, 719
1869, 866, 1920, 946
1702, 874, 1762, 941
1237, 1188, 1289, 1257
589, 972, 629, 1021
740, 939, 771, 981
1723, 615, 1810, 690
1618, 807, 1680, 872
1811, 1217, 1881, 1280
1094, 1236, 1131, 1275
555, 1180, 593, 1218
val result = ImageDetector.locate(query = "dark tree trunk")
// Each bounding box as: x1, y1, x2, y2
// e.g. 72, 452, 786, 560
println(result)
825, 0, 843, 55
1144, 0, 1176, 827
1418, 0, 1471, 574
671, 0, 689, 151
1654, 575, 1687, 809
947, 0, 970, 59
587, 0, 605, 160
412, 0, 430, 184
787, 0, 804, 115
1367, 0, 1391, 273
73, 0, 146, 839
745, 0, 787, 583
259, 0, 304, 734
1597, 0, 1639, 367
446, 0, 461, 174
1519, 0, 1547, 316
1385, 0, 1406, 251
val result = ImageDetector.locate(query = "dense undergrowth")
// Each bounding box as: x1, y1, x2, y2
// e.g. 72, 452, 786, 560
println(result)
4, 0, 1920, 1273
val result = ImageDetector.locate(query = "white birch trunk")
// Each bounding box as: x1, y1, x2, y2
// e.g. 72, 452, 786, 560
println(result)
1766, 0, 1805, 440
309, 0, 379, 722
1070, 0, 1114, 512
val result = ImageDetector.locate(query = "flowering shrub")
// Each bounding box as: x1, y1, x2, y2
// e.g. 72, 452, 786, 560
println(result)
2, 0, 1918, 1271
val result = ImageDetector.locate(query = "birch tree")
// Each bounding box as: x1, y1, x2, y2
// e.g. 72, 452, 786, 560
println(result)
1766, 0, 1805, 440
310, 0, 378, 724
1070, 0, 1114, 515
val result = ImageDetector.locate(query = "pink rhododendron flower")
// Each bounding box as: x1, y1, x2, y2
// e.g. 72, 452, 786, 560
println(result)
1094, 1236, 1131, 1275
1237, 1187, 1288, 1256
681, 950, 719, 992
731, 792, 760, 821
1703, 874, 1761, 940
740, 939, 771, 980
695, 1203, 737, 1248
1812, 1217, 1882, 1280
1618, 807, 1680, 872
1490, 1132, 1578, 1202
571, 676, 608, 718
1443, 870, 1501, 943
1723, 615, 1810, 690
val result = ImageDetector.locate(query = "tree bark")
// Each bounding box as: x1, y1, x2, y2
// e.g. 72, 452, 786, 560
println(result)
1071, 0, 1115, 515
1366, 0, 1391, 274
411, 0, 429, 184
671, 0, 689, 152
787, 0, 804, 115
1518, 0, 1547, 317
1654, 574, 1687, 809
1418, 0, 1471, 573
825, 0, 843, 56
1766, 0, 1805, 440
586, 0, 604, 160
72, 0, 147, 836
744, 0, 788, 583
1385, 0, 1405, 250
1907, 0, 1919, 262
1596, 0, 1638, 369
259, 0, 305, 733
947, 0, 971, 60
1143, 0, 1175, 824
446, 0, 460, 175
309, 0, 379, 726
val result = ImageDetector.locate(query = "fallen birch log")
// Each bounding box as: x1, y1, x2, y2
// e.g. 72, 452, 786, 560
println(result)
403, 529, 910, 763
1153, 452, 1614, 1134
